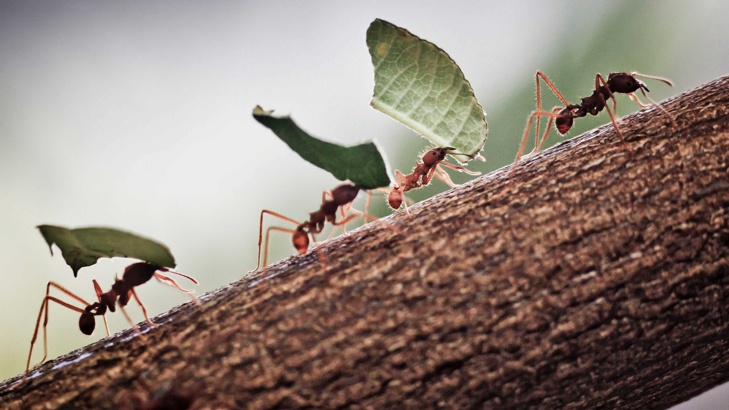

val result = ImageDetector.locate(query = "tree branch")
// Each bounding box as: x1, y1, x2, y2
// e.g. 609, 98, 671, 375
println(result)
2, 75, 728, 410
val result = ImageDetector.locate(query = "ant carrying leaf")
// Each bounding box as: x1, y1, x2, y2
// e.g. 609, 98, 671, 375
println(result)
367, 19, 488, 210
19, 262, 199, 386
252, 107, 389, 269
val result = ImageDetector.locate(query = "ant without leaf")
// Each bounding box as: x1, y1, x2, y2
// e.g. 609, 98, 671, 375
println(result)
388, 147, 480, 210
512, 71, 677, 174
19, 262, 199, 385
257, 182, 374, 269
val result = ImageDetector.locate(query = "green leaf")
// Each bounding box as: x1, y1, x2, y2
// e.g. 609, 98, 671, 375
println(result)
367, 18, 488, 164
37, 225, 176, 277
252, 106, 391, 189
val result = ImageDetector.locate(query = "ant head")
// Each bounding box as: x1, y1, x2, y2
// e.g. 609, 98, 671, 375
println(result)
123, 262, 159, 288
422, 147, 451, 166
292, 229, 310, 254
79, 309, 96, 335
608, 72, 647, 94
330, 183, 361, 205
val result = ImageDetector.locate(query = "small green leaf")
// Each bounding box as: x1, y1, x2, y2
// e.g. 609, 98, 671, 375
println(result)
37, 225, 176, 277
252, 106, 391, 189
367, 19, 488, 164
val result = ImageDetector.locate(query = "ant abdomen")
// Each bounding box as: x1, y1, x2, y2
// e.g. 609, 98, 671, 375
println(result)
388, 188, 403, 209
79, 310, 96, 335
292, 228, 310, 254
556, 108, 574, 134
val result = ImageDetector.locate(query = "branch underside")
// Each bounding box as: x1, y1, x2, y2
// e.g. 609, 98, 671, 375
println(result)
2, 76, 728, 409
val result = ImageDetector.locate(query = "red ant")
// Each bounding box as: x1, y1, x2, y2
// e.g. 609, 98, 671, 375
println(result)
512, 71, 677, 173
19, 262, 199, 385
257, 182, 374, 269
388, 146, 480, 210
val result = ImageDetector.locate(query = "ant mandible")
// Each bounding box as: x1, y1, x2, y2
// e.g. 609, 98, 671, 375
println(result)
387, 147, 480, 210
20, 262, 199, 385
256, 182, 373, 269
512, 70, 677, 174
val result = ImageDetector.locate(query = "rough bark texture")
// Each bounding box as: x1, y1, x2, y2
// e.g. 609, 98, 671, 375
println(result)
1, 75, 728, 410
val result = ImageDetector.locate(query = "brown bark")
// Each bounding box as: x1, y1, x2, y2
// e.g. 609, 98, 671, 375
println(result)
2, 75, 728, 410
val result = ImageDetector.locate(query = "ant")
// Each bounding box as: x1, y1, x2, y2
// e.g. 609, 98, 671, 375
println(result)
512, 71, 677, 174
387, 146, 480, 210
257, 182, 374, 269
19, 262, 199, 385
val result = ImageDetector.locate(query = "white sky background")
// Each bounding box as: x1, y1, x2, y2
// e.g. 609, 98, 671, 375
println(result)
1, 1, 728, 408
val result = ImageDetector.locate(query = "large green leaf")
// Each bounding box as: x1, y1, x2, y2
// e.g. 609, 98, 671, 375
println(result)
252, 106, 391, 189
367, 18, 488, 164
38, 225, 176, 277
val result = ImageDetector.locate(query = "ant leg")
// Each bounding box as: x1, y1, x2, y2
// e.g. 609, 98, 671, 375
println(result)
511, 108, 565, 180
432, 165, 458, 188
118, 303, 142, 334
331, 212, 364, 228
92, 280, 110, 336
362, 190, 380, 223
154, 273, 195, 293
129, 289, 154, 328
535, 107, 563, 152
438, 161, 481, 176
536, 71, 571, 106
263, 226, 299, 268
328, 190, 381, 237
320, 188, 349, 235
337, 201, 355, 235
23, 282, 90, 385
257, 210, 302, 270
594, 74, 629, 151
327, 206, 356, 240
158, 268, 200, 285
535, 71, 571, 149
154, 273, 201, 306
308, 232, 328, 268
432, 162, 479, 187
390, 169, 408, 191
421, 163, 441, 186
596, 74, 619, 120
633, 89, 678, 128
628, 93, 650, 108
321, 188, 359, 235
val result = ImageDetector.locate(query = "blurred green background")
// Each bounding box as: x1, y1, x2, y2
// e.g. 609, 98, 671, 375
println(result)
1, 1, 727, 407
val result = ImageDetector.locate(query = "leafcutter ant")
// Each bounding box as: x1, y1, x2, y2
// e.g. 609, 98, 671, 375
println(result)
256, 182, 374, 269
512, 71, 676, 175
387, 147, 481, 211
19, 262, 199, 385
